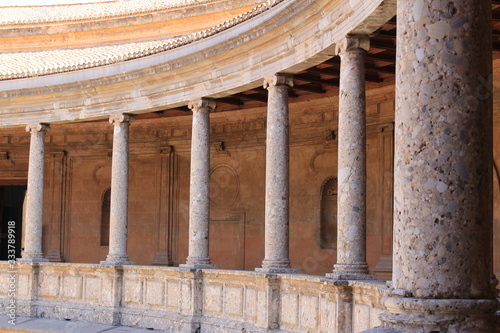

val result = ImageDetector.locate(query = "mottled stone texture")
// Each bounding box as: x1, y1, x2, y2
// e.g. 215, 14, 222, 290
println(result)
102, 114, 134, 265
182, 98, 217, 269
257, 74, 297, 273
329, 35, 373, 280
20, 124, 50, 262
379, 0, 499, 331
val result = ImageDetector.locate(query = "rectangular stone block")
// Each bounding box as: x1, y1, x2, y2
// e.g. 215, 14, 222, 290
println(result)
224, 286, 243, 317
167, 281, 180, 309
17, 274, 30, 297
62, 276, 83, 299
281, 293, 299, 326
244, 288, 257, 319
370, 307, 384, 328
0, 273, 9, 295
256, 290, 268, 323
145, 280, 165, 307
204, 285, 223, 314
330, 300, 337, 332
353, 303, 370, 332
319, 294, 334, 332
124, 279, 143, 304
101, 278, 113, 303
40, 275, 60, 297
181, 282, 192, 311
85, 277, 101, 301
300, 294, 319, 330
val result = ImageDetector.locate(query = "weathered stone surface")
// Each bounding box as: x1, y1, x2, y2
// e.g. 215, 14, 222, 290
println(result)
256, 74, 297, 274
19, 124, 50, 263
181, 98, 217, 269
102, 114, 134, 265
328, 35, 373, 280
377, 0, 500, 331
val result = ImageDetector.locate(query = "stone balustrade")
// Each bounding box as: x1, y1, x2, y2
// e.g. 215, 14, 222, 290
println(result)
0, 262, 387, 332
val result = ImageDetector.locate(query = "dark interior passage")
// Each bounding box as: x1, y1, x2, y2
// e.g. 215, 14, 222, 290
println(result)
0, 186, 26, 260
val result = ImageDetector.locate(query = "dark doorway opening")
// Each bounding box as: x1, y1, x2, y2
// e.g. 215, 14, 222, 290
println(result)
0, 186, 26, 260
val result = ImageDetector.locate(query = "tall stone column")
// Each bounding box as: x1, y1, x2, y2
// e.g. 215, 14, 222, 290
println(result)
256, 73, 297, 273
328, 35, 373, 280
102, 114, 134, 265
181, 98, 217, 269
376, 0, 499, 331
19, 124, 50, 262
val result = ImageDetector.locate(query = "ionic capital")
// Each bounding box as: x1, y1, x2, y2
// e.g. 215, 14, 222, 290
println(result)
263, 73, 294, 90
336, 35, 370, 54
109, 113, 134, 124
188, 98, 216, 112
25, 123, 50, 133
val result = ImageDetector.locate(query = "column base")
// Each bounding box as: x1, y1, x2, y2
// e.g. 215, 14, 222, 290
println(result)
101, 255, 134, 265
100, 260, 135, 265
327, 263, 376, 280
256, 260, 298, 274
375, 296, 500, 333
180, 257, 217, 269
179, 263, 218, 269
17, 254, 49, 263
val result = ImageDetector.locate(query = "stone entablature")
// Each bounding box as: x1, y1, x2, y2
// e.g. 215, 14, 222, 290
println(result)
0, 0, 395, 128
0, 262, 387, 332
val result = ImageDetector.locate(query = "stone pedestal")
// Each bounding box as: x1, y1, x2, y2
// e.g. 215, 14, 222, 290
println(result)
102, 114, 134, 265
256, 74, 297, 274
327, 36, 374, 281
374, 0, 499, 331
181, 98, 217, 269
19, 124, 50, 263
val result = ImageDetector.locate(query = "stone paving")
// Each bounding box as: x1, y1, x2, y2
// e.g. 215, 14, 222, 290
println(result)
0, 315, 164, 333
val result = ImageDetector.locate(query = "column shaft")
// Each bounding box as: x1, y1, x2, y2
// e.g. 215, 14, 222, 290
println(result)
20, 124, 50, 262
182, 98, 216, 269
379, 0, 498, 331
328, 35, 373, 280
102, 114, 134, 265
257, 74, 297, 273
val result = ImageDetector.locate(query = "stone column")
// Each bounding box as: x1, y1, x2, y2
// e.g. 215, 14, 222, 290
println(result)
256, 73, 297, 273
328, 35, 373, 280
19, 124, 50, 262
102, 114, 134, 265
181, 98, 217, 269
375, 0, 499, 331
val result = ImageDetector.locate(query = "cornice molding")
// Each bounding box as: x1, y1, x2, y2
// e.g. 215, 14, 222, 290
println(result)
0, 0, 396, 128
0, 0, 284, 81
